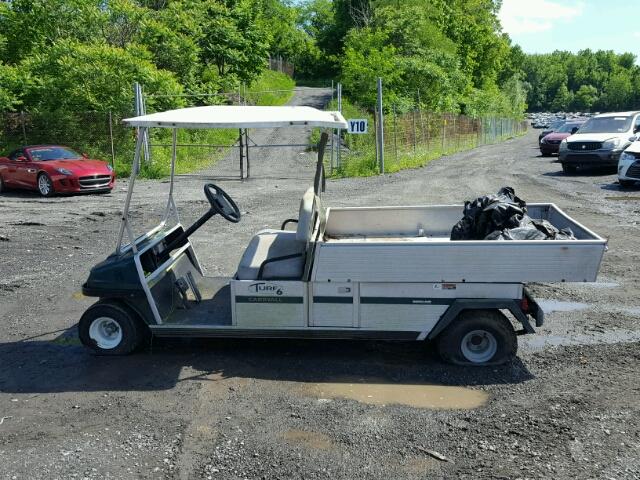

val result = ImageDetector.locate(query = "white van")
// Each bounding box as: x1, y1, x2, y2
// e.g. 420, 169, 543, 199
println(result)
558, 111, 640, 173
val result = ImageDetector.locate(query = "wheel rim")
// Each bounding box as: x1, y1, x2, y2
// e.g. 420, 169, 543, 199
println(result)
88, 317, 123, 350
460, 329, 498, 363
38, 175, 50, 195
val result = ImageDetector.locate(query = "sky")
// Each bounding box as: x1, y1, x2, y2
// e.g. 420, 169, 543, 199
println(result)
499, 0, 640, 60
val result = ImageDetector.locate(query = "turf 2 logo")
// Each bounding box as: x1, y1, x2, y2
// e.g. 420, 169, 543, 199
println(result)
249, 282, 284, 296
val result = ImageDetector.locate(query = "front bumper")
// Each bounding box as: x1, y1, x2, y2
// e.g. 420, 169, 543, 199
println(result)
559, 149, 621, 166
52, 173, 115, 193
618, 157, 640, 181
540, 143, 560, 154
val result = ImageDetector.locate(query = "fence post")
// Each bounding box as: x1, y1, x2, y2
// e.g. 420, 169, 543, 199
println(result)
20, 110, 27, 144
425, 112, 430, 152
373, 105, 378, 167
441, 114, 446, 153
453, 115, 457, 151
134, 82, 150, 164
108, 111, 116, 168
337, 82, 342, 169
392, 104, 398, 164
376, 78, 384, 174
412, 109, 417, 155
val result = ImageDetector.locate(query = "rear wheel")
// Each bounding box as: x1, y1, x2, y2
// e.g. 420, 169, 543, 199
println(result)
37, 173, 55, 197
619, 179, 636, 188
79, 301, 143, 355
436, 310, 517, 366
561, 163, 577, 174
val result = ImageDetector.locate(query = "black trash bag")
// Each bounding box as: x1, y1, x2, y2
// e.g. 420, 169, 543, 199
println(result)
451, 187, 527, 240
451, 187, 577, 241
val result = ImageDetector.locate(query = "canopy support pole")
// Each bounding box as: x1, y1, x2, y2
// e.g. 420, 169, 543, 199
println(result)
163, 128, 180, 224
244, 128, 250, 179
314, 132, 328, 195
116, 129, 145, 254
238, 128, 245, 180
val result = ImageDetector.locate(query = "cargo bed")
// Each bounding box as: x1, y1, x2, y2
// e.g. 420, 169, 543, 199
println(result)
312, 204, 606, 283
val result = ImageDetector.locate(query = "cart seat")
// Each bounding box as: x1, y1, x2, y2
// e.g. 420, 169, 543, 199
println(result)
236, 229, 306, 280
236, 187, 317, 280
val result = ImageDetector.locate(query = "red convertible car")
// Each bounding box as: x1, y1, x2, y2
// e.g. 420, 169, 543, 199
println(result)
0, 145, 115, 196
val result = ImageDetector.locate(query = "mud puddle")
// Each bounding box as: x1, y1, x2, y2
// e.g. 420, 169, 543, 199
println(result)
537, 299, 589, 313
281, 429, 333, 450
299, 379, 488, 409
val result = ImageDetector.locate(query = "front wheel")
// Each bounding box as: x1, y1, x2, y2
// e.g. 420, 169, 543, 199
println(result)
561, 163, 577, 174
37, 173, 55, 197
79, 301, 143, 355
619, 179, 636, 188
436, 310, 517, 366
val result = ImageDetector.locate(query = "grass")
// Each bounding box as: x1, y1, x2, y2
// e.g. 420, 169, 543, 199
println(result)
245, 70, 295, 106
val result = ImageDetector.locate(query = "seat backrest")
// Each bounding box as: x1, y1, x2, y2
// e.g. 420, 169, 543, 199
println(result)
296, 187, 317, 243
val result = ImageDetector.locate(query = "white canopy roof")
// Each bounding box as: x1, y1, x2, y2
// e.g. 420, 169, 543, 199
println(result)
123, 105, 348, 129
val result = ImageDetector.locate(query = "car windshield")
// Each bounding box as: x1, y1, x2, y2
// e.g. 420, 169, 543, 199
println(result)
557, 122, 583, 133
28, 146, 82, 161
578, 116, 632, 134
549, 120, 565, 130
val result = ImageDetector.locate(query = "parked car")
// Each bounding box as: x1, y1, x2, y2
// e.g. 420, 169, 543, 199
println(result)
538, 119, 566, 144
558, 111, 640, 173
0, 145, 115, 196
617, 141, 640, 187
539, 119, 586, 156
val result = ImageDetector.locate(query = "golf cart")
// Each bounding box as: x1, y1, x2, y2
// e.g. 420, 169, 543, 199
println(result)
79, 106, 607, 365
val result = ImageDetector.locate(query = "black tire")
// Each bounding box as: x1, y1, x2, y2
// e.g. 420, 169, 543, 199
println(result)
0, 175, 4, 194
436, 310, 517, 366
540, 151, 551, 157
37, 173, 55, 197
561, 163, 577, 174
79, 301, 143, 355
619, 179, 636, 188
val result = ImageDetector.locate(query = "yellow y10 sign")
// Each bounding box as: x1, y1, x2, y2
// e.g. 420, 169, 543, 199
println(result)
347, 119, 368, 134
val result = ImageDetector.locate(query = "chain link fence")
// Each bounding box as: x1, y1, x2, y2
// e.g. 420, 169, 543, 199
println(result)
0, 110, 131, 169
326, 101, 528, 177
0, 88, 299, 180
1, 84, 527, 181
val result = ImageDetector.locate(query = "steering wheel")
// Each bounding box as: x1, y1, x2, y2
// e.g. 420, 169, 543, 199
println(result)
204, 183, 241, 223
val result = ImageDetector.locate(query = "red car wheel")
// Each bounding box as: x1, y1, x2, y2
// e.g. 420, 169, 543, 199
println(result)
37, 173, 55, 197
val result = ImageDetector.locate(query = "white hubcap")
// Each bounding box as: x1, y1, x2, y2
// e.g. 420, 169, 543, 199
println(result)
461, 330, 498, 363
38, 176, 50, 195
89, 317, 122, 350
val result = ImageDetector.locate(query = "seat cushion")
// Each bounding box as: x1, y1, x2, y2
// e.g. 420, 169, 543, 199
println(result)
236, 229, 306, 280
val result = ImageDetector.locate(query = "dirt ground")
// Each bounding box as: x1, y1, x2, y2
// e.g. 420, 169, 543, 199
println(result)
1, 88, 639, 479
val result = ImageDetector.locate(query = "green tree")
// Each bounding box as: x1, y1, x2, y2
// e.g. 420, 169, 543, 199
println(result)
550, 84, 572, 111
601, 70, 633, 111
18, 40, 183, 113
199, 1, 269, 84
572, 84, 598, 111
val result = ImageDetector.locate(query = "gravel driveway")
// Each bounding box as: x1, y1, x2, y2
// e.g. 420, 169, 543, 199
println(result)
1, 88, 639, 479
